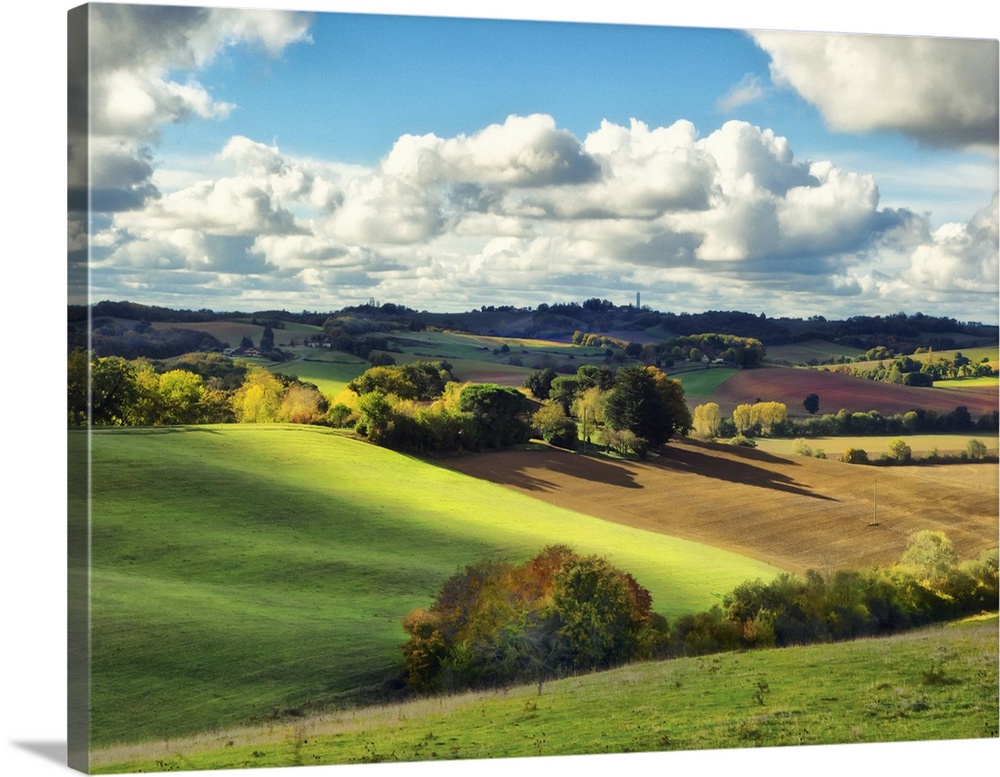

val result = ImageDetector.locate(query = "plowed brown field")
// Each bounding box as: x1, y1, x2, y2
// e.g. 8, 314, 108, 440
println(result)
445, 438, 999, 575
709, 365, 998, 418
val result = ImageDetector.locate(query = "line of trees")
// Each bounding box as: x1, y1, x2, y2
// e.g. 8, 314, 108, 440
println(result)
829, 437, 996, 466
68, 350, 328, 427
691, 400, 999, 440
829, 351, 995, 385
522, 363, 692, 459
398, 532, 998, 696
654, 333, 766, 368
333, 360, 535, 454
678, 531, 997, 655
337, 362, 693, 459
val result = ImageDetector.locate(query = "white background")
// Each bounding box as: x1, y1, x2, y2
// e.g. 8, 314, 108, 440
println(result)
2, 1, 997, 776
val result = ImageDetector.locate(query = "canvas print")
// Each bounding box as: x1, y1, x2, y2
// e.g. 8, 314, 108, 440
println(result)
67, 2, 999, 774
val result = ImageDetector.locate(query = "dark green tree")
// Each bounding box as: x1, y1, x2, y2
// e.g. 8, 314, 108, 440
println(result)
523, 368, 557, 399
548, 376, 580, 414
458, 383, 532, 449
575, 363, 614, 391
260, 325, 275, 352
604, 365, 688, 452
803, 393, 820, 414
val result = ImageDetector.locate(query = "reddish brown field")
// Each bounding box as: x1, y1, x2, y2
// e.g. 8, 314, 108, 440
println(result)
446, 438, 998, 575
709, 365, 998, 418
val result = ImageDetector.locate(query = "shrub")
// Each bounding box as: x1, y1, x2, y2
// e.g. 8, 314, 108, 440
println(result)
792, 439, 813, 457
838, 447, 869, 464
399, 547, 666, 692
532, 401, 579, 450
327, 403, 356, 428
886, 439, 912, 463
966, 438, 989, 460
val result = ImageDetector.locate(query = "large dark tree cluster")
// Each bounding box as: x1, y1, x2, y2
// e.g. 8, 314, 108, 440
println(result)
603, 365, 692, 452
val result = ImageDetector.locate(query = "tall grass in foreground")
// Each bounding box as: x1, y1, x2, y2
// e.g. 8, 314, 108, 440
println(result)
90, 615, 998, 772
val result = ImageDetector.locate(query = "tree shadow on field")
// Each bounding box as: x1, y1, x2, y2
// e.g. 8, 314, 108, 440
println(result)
448, 448, 643, 493
681, 436, 798, 467
654, 443, 839, 502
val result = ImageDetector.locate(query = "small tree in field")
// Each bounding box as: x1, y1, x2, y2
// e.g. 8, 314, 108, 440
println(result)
732, 404, 755, 436
886, 439, 912, 463
754, 401, 787, 437
692, 402, 722, 439
966, 438, 988, 460
803, 393, 820, 414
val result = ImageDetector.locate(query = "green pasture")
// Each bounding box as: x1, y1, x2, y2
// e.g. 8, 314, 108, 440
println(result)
673, 366, 737, 397
935, 376, 1000, 390
752, 433, 999, 459
92, 615, 998, 772
80, 426, 781, 747
386, 352, 536, 385
266, 352, 369, 397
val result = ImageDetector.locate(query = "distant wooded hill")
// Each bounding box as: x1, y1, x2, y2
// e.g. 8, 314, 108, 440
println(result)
69, 298, 998, 356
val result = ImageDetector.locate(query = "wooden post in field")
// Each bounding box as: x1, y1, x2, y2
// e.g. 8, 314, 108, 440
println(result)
870, 480, 879, 526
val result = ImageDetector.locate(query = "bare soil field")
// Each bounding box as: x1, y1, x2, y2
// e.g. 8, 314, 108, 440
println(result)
710, 365, 998, 418
445, 438, 998, 576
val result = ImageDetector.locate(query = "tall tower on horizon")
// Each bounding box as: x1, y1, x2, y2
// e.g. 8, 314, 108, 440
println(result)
636, 292, 640, 309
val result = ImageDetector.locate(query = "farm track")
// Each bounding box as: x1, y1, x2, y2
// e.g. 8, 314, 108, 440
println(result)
446, 438, 999, 575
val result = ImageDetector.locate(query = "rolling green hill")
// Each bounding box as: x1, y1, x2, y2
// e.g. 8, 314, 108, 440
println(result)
80, 425, 782, 747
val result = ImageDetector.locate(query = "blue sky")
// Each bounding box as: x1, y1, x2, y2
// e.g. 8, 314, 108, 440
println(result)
67, 1, 999, 321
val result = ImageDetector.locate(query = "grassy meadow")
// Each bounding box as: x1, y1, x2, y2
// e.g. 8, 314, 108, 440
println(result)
935, 375, 1000, 390
90, 614, 999, 772
266, 352, 369, 397
81, 425, 783, 748
671, 366, 738, 398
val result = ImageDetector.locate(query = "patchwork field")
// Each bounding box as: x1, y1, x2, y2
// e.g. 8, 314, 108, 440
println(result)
80, 426, 783, 747
765, 338, 865, 365
707, 365, 998, 418
156, 319, 324, 347
446, 438, 999, 575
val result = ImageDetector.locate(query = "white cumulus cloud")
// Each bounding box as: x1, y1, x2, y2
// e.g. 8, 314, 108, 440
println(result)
904, 193, 1000, 291
71, 4, 313, 216
751, 31, 999, 150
